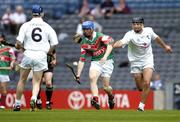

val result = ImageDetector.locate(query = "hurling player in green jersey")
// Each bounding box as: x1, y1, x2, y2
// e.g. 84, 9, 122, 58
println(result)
76, 21, 115, 110
0, 33, 15, 109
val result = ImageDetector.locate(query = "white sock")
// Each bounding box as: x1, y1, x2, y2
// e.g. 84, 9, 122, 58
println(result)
31, 95, 37, 102
15, 99, 21, 106
138, 102, 145, 110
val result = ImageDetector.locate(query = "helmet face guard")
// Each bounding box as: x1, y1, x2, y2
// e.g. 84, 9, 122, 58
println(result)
82, 21, 94, 38
131, 17, 144, 33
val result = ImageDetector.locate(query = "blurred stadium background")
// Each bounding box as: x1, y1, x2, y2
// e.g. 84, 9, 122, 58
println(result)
0, 0, 180, 110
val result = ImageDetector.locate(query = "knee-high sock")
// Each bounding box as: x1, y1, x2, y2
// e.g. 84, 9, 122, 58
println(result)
0, 94, 6, 106
46, 87, 53, 102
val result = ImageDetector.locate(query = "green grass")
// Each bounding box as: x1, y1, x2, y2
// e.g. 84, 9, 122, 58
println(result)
0, 109, 180, 122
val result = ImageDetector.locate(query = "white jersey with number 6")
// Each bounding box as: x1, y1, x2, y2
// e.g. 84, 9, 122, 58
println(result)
17, 18, 58, 55
121, 27, 158, 65
17, 17, 58, 71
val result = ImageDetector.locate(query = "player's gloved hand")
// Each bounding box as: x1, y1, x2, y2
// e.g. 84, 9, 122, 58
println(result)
73, 34, 82, 43
15, 64, 20, 71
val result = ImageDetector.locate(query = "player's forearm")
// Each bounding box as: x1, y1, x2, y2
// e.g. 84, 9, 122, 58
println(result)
113, 40, 123, 48
48, 45, 57, 54
77, 61, 84, 77
53, 53, 56, 60
155, 36, 168, 49
103, 45, 113, 59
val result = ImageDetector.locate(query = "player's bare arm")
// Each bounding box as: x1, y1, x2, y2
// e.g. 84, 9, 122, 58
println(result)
48, 45, 57, 54
100, 38, 114, 64
50, 52, 57, 67
77, 61, 85, 79
155, 36, 173, 53
113, 40, 123, 48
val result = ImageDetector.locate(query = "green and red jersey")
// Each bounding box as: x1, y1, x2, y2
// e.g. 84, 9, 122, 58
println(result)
80, 32, 114, 62
0, 44, 15, 75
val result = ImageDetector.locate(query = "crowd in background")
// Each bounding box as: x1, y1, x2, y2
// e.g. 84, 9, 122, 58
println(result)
78, 0, 131, 19
1, 5, 26, 35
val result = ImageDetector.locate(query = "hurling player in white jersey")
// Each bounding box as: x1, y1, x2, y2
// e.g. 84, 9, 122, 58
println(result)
113, 17, 172, 111
13, 4, 58, 111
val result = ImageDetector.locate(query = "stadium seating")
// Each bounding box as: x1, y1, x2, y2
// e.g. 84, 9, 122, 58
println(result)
0, 0, 179, 90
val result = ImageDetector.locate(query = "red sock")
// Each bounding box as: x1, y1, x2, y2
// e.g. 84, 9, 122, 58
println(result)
93, 96, 99, 102
0, 94, 6, 106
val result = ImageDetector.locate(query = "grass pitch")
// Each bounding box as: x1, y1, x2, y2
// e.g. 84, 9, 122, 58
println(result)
0, 109, 180, 122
